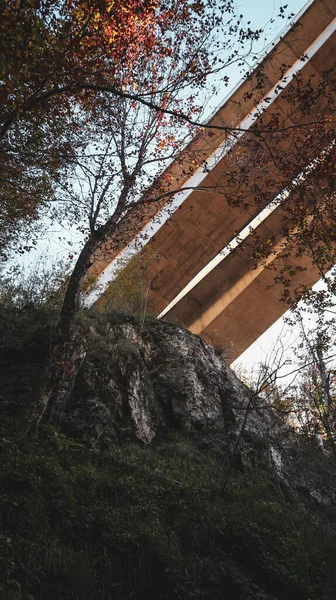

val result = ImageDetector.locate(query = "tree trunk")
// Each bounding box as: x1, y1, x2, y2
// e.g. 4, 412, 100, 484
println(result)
26, 330, 87, 430
26, 235, 101, 430
59, 236, 100, 338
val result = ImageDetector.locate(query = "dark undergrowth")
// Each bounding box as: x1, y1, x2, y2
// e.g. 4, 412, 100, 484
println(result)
1, 426, 336, 600
0, 296, 335, 599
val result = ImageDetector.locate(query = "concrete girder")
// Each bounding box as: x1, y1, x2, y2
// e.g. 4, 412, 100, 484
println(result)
86, 0, 336, 361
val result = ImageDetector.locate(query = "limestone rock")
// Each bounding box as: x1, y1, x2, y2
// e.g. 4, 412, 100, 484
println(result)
66, 317, 242, 445
62, 397, 117, 451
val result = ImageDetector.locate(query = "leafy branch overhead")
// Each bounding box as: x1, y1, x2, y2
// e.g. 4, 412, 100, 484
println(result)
0, 0, 267, 251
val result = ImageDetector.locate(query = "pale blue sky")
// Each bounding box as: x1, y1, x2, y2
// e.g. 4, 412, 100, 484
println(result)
238, 0, 308, 29
205, 0, 310, 118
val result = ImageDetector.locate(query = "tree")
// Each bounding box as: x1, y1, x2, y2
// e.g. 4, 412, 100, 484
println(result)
1, 0, 258, 254
8, 0, 264, 427
233, 308, 336, 452
281, 312, 336, 450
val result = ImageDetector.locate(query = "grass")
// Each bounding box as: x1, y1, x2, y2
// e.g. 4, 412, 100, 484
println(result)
1, 426, 335, 600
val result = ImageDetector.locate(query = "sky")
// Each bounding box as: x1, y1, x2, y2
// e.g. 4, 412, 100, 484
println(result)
238, 0, 307, 27
220, 0, 309, 85
199, 0, 310, 120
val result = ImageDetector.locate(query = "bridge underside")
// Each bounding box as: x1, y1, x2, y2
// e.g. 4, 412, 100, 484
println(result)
91, 0, 336, 362
161, 230, 322, 362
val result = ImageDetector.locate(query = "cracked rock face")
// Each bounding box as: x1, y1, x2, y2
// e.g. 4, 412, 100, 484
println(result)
63, 316, 336, 510
1, 312, 335, 509
64, 317, 255, 448
63, 315, 306, 476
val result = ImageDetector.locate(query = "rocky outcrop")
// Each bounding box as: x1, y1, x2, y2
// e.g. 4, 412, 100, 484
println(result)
64, 316, 240, 445
0, 310, 334, 502
61, 314, 336, 508
62, 316, 266, 445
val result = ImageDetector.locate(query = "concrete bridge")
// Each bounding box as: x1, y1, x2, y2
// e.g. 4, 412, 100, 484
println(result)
87, 0, 336, 362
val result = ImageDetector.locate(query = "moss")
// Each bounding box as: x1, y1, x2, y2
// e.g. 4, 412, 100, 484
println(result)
242, 430, 269, 450
0, 427, 335, 600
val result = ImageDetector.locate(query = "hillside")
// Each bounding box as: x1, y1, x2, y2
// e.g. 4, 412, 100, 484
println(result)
0, 308, 335, 600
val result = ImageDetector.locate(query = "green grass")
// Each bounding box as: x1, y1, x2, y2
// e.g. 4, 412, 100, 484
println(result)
1, 427, 335, 600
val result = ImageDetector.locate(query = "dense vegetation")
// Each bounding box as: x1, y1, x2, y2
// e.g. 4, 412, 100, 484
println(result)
0, 301, 336, 600
1, 425, 336, 600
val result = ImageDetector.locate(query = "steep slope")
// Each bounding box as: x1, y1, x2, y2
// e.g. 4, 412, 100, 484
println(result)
0, 310, 335, 600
